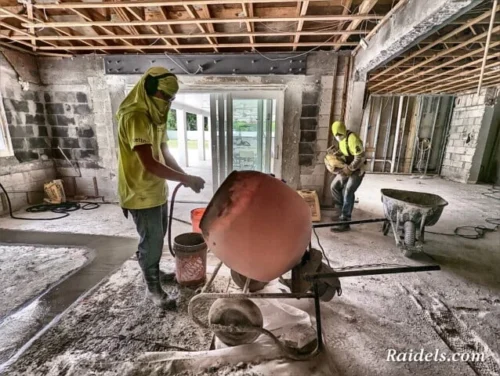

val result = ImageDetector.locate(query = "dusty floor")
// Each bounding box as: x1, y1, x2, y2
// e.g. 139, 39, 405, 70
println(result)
0, 174, 499, 375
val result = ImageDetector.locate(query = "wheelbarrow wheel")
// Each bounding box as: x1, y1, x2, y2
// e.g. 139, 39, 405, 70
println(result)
403, 221, 416, 247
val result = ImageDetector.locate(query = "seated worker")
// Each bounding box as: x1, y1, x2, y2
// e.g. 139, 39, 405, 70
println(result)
117, 67, 205, 309
330, 121, 366, 232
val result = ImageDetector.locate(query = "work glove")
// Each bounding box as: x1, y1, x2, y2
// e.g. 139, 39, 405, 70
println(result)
341, 166, 353, 176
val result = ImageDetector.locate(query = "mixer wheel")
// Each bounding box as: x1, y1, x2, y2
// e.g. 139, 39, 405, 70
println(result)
209, 298, 263, 346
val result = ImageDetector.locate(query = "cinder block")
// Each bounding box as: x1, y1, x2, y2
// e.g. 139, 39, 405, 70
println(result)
461, 154, 474, 163
317, 114, 330, 128
316, 139, 328, 152
300, 175, 314, 187
29, 169, 48, 182
321, 76, 334, 90
317, 127, 330, 141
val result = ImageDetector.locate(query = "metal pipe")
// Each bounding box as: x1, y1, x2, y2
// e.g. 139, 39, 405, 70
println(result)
313, 217, 387, 228
477, 0, 498, 95
382, 97, 395, 173
391, 96, 405, 173
409, 97, 424, 173
371, 97, 384, 172
210, 94, 219, 190
424, 96, 441, 175
362, 95, 373, 147
306, 264, 441, 280
396, 97, 411, 173
200, 260, 223, 294
313, 283, 323, 351
437, 97, 455, 176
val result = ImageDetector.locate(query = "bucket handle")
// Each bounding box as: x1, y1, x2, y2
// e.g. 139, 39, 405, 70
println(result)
168, 182, 184, 257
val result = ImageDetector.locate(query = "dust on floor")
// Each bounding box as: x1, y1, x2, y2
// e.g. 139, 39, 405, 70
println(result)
0, 245, 91, 320
4, 258, 230, 376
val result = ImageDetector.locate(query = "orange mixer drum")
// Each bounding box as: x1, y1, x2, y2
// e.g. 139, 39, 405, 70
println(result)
200, 171, 312, 282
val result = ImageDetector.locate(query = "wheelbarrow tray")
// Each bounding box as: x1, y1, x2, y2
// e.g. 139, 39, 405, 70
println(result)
381, 189, 448, 228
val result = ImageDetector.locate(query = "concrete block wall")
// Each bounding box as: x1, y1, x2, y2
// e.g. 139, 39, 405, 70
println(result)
299, 54, 348, 200
0, 52, 56, 214
37, 55, 118, 202
441, 88, 497, 183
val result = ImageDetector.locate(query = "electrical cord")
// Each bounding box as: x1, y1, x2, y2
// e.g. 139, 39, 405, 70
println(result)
0, 182, 99, 220
312, 226, 331, 268
425, 218, 500, 239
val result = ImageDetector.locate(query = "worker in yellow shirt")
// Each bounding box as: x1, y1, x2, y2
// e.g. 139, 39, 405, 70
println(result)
117, 67, 205, 309
330, 121, 366, 232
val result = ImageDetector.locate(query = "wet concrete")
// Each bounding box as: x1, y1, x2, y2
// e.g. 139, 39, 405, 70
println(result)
0, 230, 136, 371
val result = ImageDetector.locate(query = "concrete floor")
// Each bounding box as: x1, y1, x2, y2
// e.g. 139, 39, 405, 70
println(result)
0, 174, 499, 375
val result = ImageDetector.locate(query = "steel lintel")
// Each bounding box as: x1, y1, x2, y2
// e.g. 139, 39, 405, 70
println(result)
104, 53, 307, 75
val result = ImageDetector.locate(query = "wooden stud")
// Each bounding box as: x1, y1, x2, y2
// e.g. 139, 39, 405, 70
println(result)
370, 5, 500, 83
334, 0, 353, 48
433, 76, 500, 94
334, 0, 378, 52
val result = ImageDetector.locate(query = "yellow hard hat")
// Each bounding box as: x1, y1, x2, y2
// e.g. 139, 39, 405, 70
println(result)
331, 121, 346, 136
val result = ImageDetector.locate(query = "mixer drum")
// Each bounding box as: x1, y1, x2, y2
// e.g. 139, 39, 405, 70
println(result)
200, 171, 312, 282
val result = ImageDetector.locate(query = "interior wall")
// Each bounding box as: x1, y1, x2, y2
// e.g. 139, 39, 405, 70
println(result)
0, 51, 55, 215
32, 52, 342, 203
359, 94, 453, 174
441, 87, 500, 183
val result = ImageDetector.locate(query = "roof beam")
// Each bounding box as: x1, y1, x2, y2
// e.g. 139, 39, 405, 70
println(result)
355, 0, 484, 79
334, 0, 377, 52
158, 6, 180, 49
23, 14, 385, 30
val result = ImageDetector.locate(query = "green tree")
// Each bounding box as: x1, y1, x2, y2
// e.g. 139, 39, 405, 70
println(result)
186, 113, 197, 131
167, 109, 177, 130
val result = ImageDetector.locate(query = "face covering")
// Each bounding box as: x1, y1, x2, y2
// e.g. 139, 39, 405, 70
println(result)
335, 135, 345, 143
151, 96, 171, 124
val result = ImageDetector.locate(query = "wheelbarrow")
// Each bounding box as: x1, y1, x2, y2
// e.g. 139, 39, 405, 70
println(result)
381, 189, 448, 257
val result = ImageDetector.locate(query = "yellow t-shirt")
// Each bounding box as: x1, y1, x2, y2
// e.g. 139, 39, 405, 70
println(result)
118, 112, 168, 209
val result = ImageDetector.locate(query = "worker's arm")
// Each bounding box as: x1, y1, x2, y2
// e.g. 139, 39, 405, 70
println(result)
160, 142, 185, 174
347, 135, 366, 171
134, 144, 205, 193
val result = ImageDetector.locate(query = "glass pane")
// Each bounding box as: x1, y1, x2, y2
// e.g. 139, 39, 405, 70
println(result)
232, 98, 275, 173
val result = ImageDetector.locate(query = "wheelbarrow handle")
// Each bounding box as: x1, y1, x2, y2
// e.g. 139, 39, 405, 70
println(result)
305, 264, 441, 280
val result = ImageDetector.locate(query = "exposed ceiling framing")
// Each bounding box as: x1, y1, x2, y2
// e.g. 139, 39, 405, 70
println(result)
0, 0, 398, 56
368, 0, 500, 95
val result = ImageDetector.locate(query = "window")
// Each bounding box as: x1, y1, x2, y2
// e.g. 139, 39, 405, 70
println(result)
0, 94, 13, 157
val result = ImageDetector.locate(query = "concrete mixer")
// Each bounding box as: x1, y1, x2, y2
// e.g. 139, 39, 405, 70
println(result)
186, 171, 440, 359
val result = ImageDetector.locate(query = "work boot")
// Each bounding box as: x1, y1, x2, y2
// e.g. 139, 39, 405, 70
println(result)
159, 270, 176, 283
330, 217, 351, 232
146, 283, 177, 310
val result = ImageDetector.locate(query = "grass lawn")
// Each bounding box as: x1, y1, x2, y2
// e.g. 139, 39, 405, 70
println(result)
167, 140, 209, 150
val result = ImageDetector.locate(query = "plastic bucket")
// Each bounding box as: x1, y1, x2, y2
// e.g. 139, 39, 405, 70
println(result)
174, 232, 207, 287
191, 208, 206, 233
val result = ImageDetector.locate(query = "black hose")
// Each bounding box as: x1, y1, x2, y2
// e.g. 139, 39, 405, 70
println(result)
0, 182, 99, 221
167, 182, 184, 257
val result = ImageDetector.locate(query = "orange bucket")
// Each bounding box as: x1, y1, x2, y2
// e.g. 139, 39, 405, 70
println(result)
191, 208, 206, 233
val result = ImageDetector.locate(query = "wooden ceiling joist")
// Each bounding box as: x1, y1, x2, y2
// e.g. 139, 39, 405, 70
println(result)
38, 41, 359, 51
32, 0, 360, 10
334, 0, 377, 52
0, 0, 397, 56
371, 25, 500, 92
370, 5, 500, 82
22, 14, 384, 30
6, 30, 368, 42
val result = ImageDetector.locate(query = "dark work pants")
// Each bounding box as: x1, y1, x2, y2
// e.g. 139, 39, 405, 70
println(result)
330, 170, 364, 221
129, 203, 168, 288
